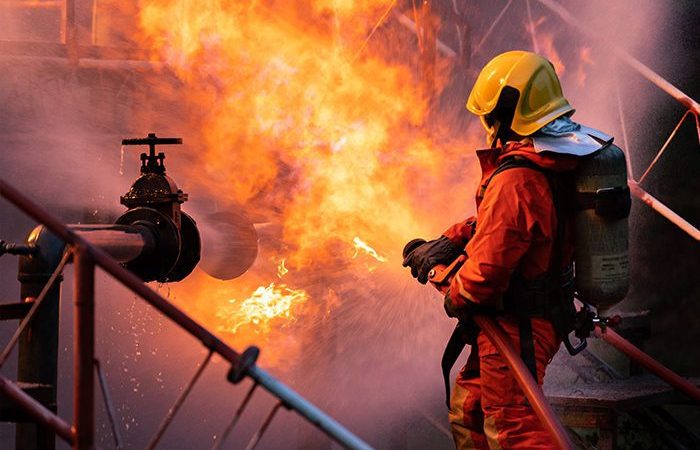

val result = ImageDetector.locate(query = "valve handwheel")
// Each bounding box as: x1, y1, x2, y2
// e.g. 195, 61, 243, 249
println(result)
122, 133, 183, 175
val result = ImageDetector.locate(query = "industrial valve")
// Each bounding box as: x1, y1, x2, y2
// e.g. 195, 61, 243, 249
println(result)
7, 132, 259, 289
116, 133, 200, 282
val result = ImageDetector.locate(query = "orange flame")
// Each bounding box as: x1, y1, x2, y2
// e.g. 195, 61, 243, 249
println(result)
539, 33, 566, 75
276, 258, 289, 278
135, 0, 478, 365
217, 283, 308, 335
524, 18, 594, 88
575, 46, 595, 87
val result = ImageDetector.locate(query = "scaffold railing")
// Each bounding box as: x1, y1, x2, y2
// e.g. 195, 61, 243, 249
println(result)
468, 0, 699, 242
534, 0, 700, 242
0, 178, 374, 450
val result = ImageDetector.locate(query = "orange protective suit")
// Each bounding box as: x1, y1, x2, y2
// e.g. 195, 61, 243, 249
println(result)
442, 142, 577, 449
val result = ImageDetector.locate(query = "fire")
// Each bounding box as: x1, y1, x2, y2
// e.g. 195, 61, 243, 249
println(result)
523, 18, 593, 87
217, 283, 309, 335
575, 47, 595, 87
539, 32, 566, 75
134, 0, 468, 264
276, 258, 289, 278
352, 236, 387, 263
135, 0, 479, 365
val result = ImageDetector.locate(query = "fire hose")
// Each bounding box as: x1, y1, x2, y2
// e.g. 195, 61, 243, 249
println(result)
419, 253, 576, 450
404, 241, 700, 450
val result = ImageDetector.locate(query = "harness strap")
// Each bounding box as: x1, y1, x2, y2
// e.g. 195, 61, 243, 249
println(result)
518, 316, 538, 380
441, 322, 470, 408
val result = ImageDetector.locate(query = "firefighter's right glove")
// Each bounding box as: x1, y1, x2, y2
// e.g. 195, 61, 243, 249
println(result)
402, 236, 463, 284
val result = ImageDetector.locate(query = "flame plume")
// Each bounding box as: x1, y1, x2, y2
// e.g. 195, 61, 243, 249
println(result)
136, 0, 479, 364
217, 283, 309, 335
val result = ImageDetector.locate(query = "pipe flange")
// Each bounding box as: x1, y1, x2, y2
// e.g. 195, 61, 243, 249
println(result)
164, 211, 201, 282
115, 207, 180, 282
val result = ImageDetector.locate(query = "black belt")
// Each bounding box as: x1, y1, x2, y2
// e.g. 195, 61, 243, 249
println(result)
441, 321, 477, 408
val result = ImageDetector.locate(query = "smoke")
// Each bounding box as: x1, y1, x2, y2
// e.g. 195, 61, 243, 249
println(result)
0, 0, 695, 448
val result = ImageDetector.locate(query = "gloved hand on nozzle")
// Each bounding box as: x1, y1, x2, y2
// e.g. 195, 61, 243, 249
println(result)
402, 236, 463, 284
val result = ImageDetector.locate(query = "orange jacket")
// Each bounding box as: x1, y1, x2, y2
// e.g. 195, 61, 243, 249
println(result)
444, 142, 578, 311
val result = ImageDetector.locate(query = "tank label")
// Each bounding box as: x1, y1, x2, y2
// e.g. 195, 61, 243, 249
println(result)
590, 253, 628, 284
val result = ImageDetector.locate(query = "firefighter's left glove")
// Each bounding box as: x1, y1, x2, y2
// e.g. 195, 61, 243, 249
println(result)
402, 236, 462, 284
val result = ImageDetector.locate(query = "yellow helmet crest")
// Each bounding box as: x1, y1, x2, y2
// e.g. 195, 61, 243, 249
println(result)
466, 50, 574, 138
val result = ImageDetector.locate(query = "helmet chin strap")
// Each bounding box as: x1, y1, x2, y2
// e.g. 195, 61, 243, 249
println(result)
487, 122, 501, 148
487, 86, 520, 148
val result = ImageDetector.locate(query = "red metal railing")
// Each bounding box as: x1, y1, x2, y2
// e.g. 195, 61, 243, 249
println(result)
0, 177, 374, 450
535, 0, 700, 243
594, 325, 700, 403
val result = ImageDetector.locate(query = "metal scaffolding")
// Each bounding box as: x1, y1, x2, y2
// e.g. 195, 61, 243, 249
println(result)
0, 1, 698, 449
0, 178, 374, 450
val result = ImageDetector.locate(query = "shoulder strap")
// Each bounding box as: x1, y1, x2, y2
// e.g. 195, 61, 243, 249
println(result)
484, 156, 568, 274
439, 157, 574, 406
479, 155, 552, 198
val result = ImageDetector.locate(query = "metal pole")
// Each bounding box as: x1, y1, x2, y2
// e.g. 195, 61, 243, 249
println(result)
393, 13, 457, 57
525, 0, 540, 53
16, 226, 65, 450
146, 351, 213, 450
248, 367, 374, 450
71, 225, 149, 263
73, 248, 95, 450
474, 316, 575, 450
64, 0, 78, 64
594, 325, 700, 403
471, 0, 514, 55
94, 359, 123, 449
212, 383, 258, 450
243, 402, 283, 450
1, 251, 70, 368
629, 181, 700, 241
637, 110, 693, 184
536, 0, 700, 115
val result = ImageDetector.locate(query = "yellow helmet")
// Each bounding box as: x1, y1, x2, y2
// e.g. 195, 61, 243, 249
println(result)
466, 50, 574, 138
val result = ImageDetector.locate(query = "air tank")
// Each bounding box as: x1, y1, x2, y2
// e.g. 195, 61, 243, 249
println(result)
574, 143, 631, 313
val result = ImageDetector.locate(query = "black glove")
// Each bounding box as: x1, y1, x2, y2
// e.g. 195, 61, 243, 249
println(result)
402, 236, 462, 284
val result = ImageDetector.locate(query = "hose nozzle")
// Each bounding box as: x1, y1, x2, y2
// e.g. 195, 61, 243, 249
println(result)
402, 238, 426, 258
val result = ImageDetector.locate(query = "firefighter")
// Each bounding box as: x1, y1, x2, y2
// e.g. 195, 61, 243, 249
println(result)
403, 50, 617, 449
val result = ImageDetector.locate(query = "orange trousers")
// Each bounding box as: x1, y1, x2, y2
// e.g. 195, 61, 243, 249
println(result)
448, 317, 560, 449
